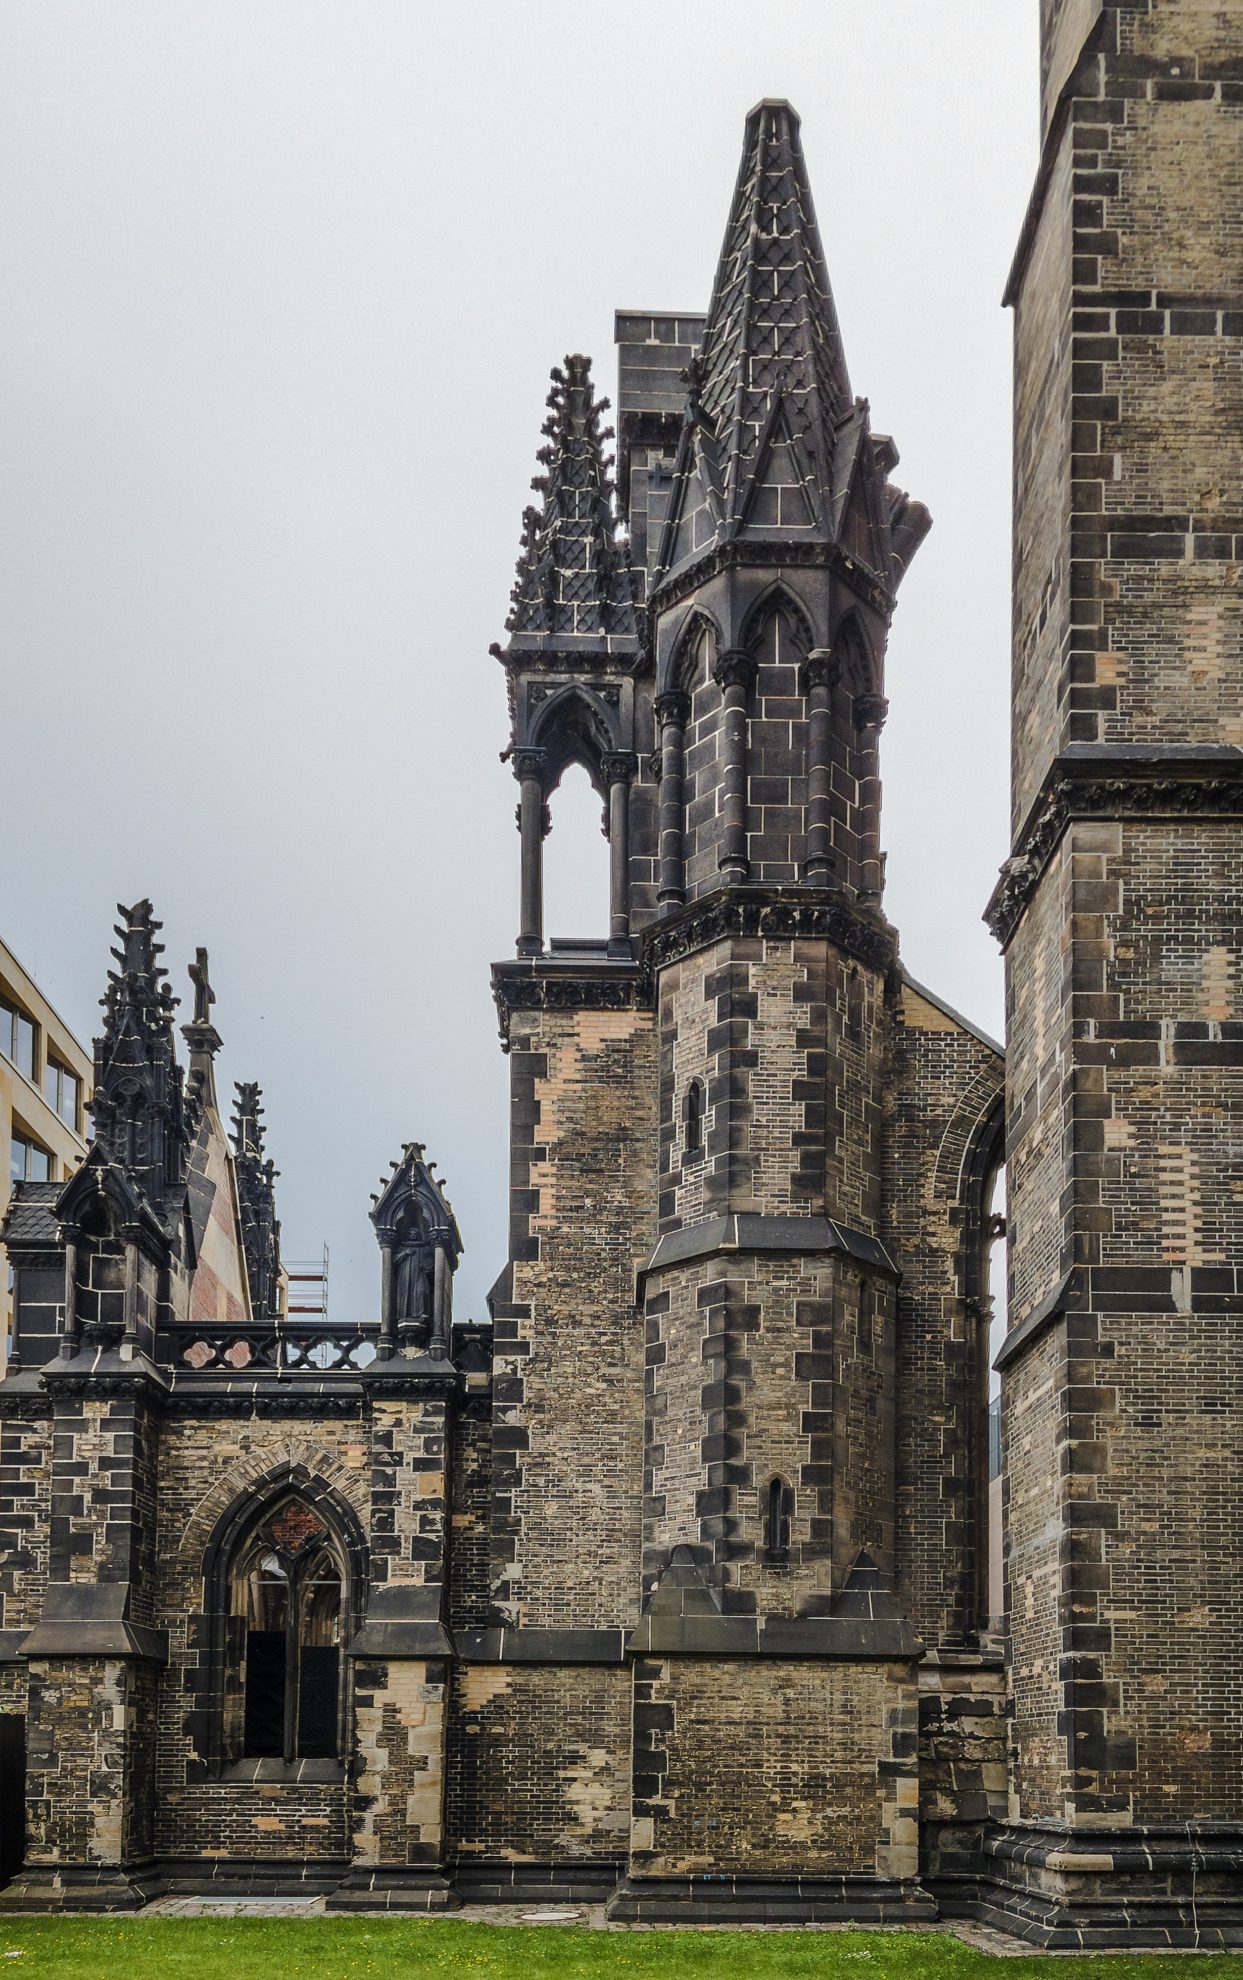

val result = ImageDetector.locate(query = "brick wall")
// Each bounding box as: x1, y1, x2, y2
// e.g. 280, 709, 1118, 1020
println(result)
446, 1663, 630, 1863
493, 1004, 656, 1628
630, 1657, 919, 1879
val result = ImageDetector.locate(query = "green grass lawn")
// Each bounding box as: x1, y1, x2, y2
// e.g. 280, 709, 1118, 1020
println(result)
0, 1921, 1239, 1980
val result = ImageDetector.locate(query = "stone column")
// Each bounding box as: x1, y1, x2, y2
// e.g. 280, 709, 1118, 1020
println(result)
513, 747, 546, 957
333, 1387, 456, 1913
376, 1229, 396, 1360
121, 1237, 140, 1352
800, 648, 838, 887
430, 1238, 450, 1360
713, 649, 757, 884
603, 751, 638, 956
655, 691, 690, 910
853, 693, 888, 903
61, 1234, 80, 1359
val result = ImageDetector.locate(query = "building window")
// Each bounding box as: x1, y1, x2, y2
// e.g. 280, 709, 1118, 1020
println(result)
9, 1131, 52, 1186
230, 1497, 346, 1761
0, 998, 36, 1084
763, 1476, 791, 1564
683, 1079, 704, 1162
43, 1057, 81, 1132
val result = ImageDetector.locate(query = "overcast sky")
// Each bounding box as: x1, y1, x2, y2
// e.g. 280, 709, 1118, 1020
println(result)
1, 2, 1039, 1325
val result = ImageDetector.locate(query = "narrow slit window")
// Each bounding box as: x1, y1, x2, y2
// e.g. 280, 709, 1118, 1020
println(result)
764, 1476, 791, 1562
683, 1079, 704, 1162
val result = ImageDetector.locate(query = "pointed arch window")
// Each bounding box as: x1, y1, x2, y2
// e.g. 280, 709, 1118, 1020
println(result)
229, 1496, 347, 1762
763, 1476, 791, 1564
683, 1079, 704, 1163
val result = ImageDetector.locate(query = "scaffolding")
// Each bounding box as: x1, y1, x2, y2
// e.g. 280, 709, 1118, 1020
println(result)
284, 1246, 329, 1320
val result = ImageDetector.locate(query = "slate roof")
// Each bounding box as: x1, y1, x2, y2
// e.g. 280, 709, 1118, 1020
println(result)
1, 1180, 63, 1245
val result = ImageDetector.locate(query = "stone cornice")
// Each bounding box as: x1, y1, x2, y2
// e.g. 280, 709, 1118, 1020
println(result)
985, 746, 1243, 950
491, 957, 649, 1049
649, 537, 892, 620
643, 885, 898, 978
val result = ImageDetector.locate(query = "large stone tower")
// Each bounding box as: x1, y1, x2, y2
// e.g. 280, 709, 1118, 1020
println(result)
479, 100, 1007, 1922
988, 0, 1243, 1946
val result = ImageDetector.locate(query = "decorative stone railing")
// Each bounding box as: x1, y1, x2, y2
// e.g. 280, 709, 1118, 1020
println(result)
161, 1321, 381, 1374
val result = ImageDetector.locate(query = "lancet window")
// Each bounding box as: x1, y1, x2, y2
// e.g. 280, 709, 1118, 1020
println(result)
228, 1496, 347, 1762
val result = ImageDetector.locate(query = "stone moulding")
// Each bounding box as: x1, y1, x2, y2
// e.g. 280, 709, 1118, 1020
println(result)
490, 887, 899, 1045
644, 884, 898, 977
491, 958, 648, 1048
649, 536, 893, 619
641, 1211, 898, 1284
985, 746, 1243, 949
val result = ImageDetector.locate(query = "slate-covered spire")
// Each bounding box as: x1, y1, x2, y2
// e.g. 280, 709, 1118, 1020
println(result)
231, 1081, 282, 1320
90, 899, 189, 1216
698, 97, 851, 514
505, 354, 638, 650
656, 99, 930, 592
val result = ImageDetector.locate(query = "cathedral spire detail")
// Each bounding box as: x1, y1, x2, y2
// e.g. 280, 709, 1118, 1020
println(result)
89, 898, 189, 1217
697, 98, 851, 518
505, 354, 637, 649
230, 1080, 282, 1321
655, 99, 930, 594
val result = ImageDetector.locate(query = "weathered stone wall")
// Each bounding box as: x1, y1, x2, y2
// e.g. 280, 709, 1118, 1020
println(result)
1005, 0, 1243, 1855
0, 1412, 51, 1637
352, 1657, 447, 1873
644, 1253, 894, 1607
630, 1656, 919, 1879
493, 1004, 656, 1628
658, 938, 888, 1232
918, 1653, 1008, 1888
153, 1418, 369, 1866
448, 1405, 492, 1633
888, 982, 1004, 1648
446, 1663, 630, 1864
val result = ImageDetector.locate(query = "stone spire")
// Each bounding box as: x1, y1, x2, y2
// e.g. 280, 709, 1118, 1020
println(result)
698, 98, 851, 512
655, 99, 930, 593
90, 898, 189, 1217
230, 1081, 282, 1321
504, 354, 638, 653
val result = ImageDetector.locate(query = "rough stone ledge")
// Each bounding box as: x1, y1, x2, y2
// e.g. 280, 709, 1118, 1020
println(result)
456, 1627, 627, 1665
607, 1872, 938, 1925
626, 1613, 922, 1659
641, 1213, 897, 1284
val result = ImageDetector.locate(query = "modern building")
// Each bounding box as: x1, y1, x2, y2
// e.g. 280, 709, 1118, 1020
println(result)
0, 937, 91, 1356
0, 2, 1240, 1943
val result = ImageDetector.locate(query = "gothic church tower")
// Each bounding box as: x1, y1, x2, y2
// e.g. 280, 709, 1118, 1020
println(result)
480, 101, 1007, 1920
988, 0, 1243, 1946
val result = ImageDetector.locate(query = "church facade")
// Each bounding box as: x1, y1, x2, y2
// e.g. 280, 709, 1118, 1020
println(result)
1, 2, 1240, 1946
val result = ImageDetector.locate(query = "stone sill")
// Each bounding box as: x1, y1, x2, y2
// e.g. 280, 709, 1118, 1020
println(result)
218, 1758, 345, 1785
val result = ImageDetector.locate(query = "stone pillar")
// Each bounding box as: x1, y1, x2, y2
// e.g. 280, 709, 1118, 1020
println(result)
60, 1232, 79, 1360
603, 751, 637, 956
514, 747, 546, 957
713, 649, 756, 884
853, 693, 888, 903
332, 1386, 457, 1913
801, 649, 838, 887
655, 691, 690, 910
121, 1237, 139, 1351
376, 1230, 396, 1360
430, 1238, 449, 1359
